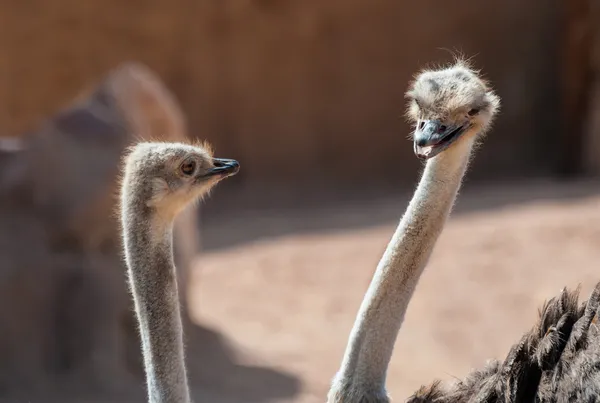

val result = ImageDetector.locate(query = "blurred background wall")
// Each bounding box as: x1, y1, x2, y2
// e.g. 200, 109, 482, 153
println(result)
2, 0, 572, 191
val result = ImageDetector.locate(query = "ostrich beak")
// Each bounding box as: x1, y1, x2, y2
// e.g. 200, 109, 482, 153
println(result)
413, 120, 467, 160
207, 158, 240, 178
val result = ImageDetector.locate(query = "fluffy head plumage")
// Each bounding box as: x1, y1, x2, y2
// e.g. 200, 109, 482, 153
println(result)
405, 59, 500, 160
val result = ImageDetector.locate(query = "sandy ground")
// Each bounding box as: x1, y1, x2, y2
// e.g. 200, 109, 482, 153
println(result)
183, 179, 600, 403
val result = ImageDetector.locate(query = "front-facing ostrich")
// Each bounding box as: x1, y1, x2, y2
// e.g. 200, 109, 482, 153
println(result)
120, 141, 239, 403
327, 60, 600, 403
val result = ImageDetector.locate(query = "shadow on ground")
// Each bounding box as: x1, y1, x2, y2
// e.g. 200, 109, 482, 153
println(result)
4, 320, 300, 403
185, 323, 302, 403
200, 178, 600, 252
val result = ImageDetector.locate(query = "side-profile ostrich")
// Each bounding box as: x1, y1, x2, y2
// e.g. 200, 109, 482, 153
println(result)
327, 60, 600, 403
119, 141, 239, 403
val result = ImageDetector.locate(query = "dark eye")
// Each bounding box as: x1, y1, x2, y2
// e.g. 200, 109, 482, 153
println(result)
180, 159, 196, 176
468, 108, 480, 116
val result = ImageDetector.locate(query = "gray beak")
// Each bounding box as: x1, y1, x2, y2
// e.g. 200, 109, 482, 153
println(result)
207, 158, 240, 177
413, 120, 466, 160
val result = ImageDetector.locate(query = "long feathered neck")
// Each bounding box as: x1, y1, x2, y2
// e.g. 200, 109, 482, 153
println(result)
330, 138, 474, 398
121, 195, 190, 403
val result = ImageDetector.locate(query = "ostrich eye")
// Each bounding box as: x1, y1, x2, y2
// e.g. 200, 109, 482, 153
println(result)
468, 108, 480, 116
180, 159, 197, 176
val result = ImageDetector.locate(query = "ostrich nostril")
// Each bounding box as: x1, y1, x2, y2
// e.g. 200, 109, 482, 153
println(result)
418, 121, 425, 130
415, 137, 428, 147
439, 125, 447, 133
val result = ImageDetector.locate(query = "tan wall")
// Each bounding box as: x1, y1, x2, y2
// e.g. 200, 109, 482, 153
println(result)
2, 0, 561, 187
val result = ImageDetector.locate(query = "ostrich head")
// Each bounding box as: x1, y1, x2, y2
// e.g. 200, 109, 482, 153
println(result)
405, 60, 500, 160
122, 141, 239, 218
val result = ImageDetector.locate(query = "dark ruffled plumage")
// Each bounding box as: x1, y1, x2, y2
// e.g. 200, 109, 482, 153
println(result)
408, 281, 600, 403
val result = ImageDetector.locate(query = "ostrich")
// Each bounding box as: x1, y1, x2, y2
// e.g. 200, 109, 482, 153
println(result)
327, 60, 600, 403
119, 141, 239, 403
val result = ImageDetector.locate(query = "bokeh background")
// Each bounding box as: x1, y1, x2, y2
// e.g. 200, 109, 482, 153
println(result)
0, 0, 599, 402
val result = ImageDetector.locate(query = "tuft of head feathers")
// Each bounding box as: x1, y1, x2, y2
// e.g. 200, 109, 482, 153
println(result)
405, 58, 500, 139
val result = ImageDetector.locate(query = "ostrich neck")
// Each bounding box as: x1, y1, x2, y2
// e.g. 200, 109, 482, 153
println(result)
123, 209, 190, 403
336, 139, 474, 389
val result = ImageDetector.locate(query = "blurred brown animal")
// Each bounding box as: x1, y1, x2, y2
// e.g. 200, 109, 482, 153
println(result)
0, 62, 201, 397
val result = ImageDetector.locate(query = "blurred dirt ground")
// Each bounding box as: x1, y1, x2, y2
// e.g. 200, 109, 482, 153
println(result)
190, 179, 600, 403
